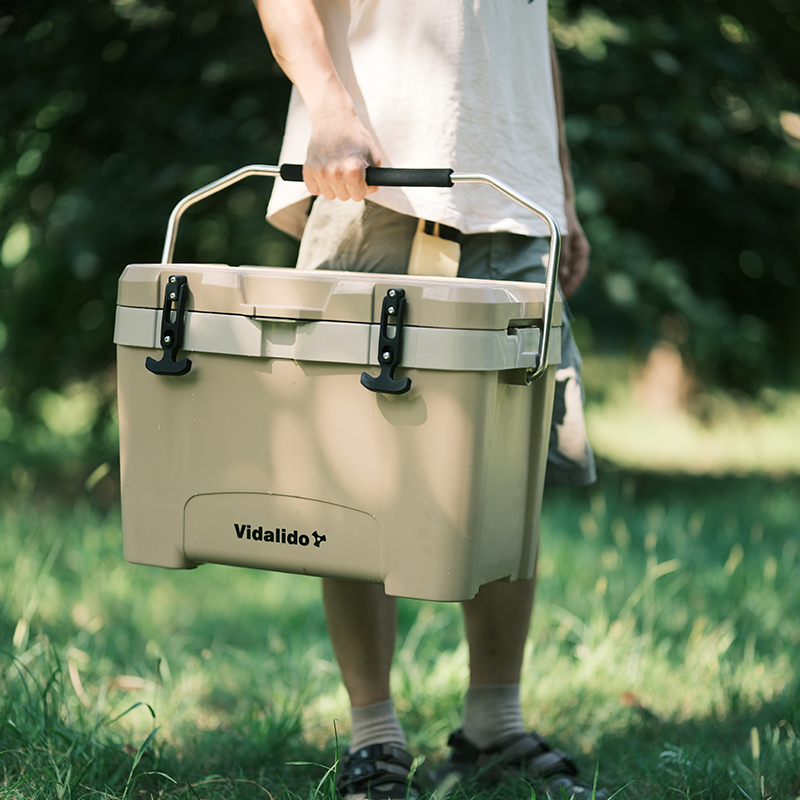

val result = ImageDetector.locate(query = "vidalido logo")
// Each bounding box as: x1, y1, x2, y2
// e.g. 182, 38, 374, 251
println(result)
234, 524, 326, 548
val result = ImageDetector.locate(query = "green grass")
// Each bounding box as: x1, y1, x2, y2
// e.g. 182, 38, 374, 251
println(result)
2, 465, 799, 799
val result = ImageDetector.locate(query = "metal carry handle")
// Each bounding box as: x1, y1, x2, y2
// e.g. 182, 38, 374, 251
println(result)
161, 164, 561, 382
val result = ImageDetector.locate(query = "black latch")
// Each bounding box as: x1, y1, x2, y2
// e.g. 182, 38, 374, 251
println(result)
145, 274, 192, 376
361, 288, 411, 395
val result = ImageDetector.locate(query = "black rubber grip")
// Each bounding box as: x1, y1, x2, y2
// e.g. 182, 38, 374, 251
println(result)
366, 167, 454, 187
279, 164, 305, 182
279, 164, 454, 188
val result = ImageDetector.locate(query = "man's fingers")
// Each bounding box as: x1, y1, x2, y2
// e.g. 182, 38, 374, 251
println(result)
303, 108, 384, 201
304, 157, 370, 201
302, 166, 322, 198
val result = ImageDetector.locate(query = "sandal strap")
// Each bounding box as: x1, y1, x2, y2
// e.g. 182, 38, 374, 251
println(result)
444, 729, 608, 799
336, 743, 420, 798
445, 729, 483, 762
447, 728, 578, 777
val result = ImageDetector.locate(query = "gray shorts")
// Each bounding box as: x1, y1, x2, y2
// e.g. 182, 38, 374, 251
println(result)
295, 198, 597, 488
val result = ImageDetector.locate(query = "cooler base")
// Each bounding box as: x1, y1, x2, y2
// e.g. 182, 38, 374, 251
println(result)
118, 346, 555, 601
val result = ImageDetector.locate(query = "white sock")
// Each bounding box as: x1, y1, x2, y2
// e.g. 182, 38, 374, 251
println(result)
350, 699, 406, 751
461, 684, 526, 750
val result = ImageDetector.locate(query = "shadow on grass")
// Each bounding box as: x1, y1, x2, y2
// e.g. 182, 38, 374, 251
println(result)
590, 672, 800, 800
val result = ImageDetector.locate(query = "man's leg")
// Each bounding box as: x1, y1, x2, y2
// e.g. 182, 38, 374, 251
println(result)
458, 573, 536, 749
461, 574, 536, 686
322, 579, 417, 800
322, 578, 396, 707
457, 232, 591, 731
322, 578, 406, 749
303, 201, 417, 766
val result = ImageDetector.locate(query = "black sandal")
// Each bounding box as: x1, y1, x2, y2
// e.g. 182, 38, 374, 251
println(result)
439, 728, 611, 799
336, 743, 422, 800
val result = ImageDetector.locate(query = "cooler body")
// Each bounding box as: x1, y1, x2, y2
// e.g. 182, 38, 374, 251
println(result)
115, 264, 561, 601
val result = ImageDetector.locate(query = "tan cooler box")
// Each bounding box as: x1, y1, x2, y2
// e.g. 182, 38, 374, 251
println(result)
115, 165, 564, 602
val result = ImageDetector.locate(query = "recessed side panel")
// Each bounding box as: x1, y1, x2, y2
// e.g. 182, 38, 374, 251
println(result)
184, 492, 382, 582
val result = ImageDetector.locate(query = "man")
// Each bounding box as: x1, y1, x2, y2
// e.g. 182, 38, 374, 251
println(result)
253, 2, 608, 798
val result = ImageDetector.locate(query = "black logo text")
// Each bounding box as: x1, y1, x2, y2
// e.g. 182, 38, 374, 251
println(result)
234, 524, 326, 548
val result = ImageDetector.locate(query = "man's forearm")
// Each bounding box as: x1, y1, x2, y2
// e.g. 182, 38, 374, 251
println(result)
252, 0, 382, 200
252, 0, 354, 122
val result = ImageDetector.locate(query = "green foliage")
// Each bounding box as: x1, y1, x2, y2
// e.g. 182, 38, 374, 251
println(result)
0, 0, 297, 474
552, 0, 800, 387
2, 0, 800, 482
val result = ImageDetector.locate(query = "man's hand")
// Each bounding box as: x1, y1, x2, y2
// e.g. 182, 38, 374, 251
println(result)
303, 104, 384, 202
254, 0, 381, 201
558, 198, 590, 299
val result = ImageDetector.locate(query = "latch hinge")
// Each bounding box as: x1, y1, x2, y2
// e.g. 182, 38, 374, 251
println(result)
360, 288, 411, 395
145, 274, 193, 376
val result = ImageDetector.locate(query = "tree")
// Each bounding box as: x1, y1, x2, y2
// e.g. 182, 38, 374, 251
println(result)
1, 0, 294, 477
552, 0, 800, 387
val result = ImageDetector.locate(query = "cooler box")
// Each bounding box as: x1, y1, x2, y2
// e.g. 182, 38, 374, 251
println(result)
114, 165, 563, 602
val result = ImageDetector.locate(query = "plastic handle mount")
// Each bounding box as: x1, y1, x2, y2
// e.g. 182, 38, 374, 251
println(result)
279, 164, 454, 188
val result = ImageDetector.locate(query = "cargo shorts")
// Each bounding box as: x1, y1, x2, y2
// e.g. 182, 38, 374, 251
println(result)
295, 197, 597, 488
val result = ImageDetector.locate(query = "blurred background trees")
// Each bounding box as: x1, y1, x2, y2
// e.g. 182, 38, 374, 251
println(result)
553, 0, 800, 390
1, 0, 799, 488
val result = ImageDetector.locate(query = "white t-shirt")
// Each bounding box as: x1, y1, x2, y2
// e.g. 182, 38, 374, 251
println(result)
267, 0, 565, 240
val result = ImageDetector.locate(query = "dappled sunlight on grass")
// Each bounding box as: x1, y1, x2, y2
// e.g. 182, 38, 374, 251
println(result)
582, 351, 800, 476
2, 428, 799, 797
520, 469, 800, 797
587, 387, 800, 475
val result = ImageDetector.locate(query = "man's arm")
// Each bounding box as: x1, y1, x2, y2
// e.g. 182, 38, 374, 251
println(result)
550, 40, 590, 299
253, 0, 382, 201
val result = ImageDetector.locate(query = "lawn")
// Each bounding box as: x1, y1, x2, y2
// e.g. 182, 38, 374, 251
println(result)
1, 377, 799, 799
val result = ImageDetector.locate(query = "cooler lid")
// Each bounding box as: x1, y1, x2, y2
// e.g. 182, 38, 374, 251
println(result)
116, 264, 562, 331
